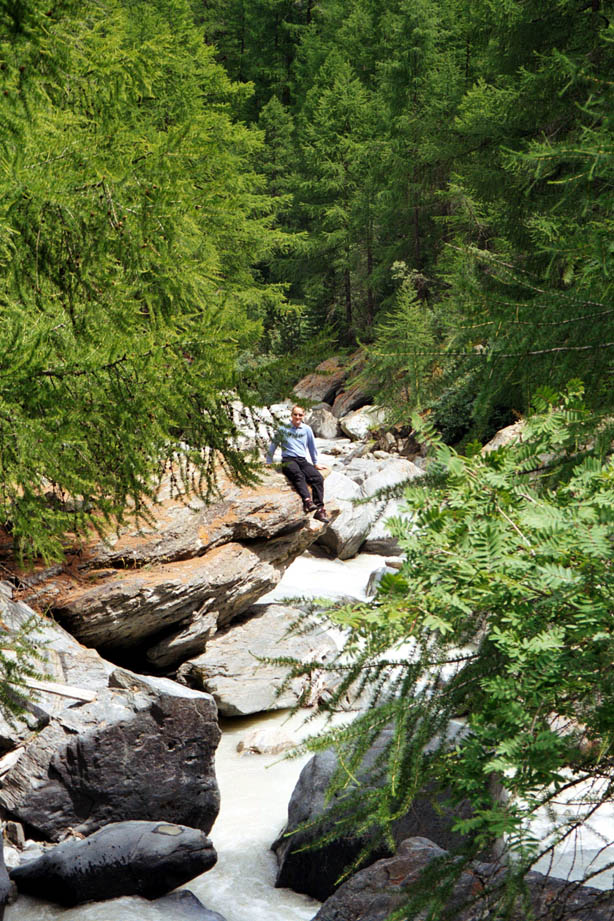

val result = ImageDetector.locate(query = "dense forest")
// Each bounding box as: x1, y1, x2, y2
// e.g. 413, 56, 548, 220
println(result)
1, 0, 612, 557
2, 2, 614, 919
198, 0, 614, 439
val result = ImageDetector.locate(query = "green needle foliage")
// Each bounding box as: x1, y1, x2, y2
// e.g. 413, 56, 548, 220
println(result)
287, 383, 614, 918
0, 0, 286, 561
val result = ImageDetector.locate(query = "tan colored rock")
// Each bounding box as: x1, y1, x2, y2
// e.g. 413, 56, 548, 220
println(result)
331, 384, 372, 419
294, 357, 348, 404
12, 469, 336, 666
481, 421, 524, 454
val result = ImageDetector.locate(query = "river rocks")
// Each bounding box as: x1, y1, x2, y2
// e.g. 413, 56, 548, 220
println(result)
0, 586, 112, 755
10, 821, 216, 906
339, 406, 387, 441
316, 472, 374, 560
316, 459, 422, 560
0, 601, 221, 841
272, 726, 474, 902
294, 358, 349, 404
0, 678, 220, 841
154, 890, 227, 920
177, 603, 338, 716
313, 836, 614, 921
306, 404, 340, 439
237, 725, 297, 756
13, 469, 329, 668
0, 838, 13, 920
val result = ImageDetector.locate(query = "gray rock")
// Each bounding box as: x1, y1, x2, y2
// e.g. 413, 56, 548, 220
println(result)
0, 679, 220, 841
362, 499, 412, 555
306, 406, 340, 439
154, 889, 227, 920
10, 821, 216, 906
361, 459, 423, 498
316, 473, 374, 561
339, 406, 387, 441
313, 836, 614, 921
272, 725, 475, 902
178, 603, 338, 716
0, 838, 12, 920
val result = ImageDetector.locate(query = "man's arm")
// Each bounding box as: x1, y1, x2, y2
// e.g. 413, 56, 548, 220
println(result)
265, 437, 277, 465
305, 426, 319, 466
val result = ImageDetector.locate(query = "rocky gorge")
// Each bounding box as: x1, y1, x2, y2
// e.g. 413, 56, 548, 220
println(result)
0, 355, 610, 921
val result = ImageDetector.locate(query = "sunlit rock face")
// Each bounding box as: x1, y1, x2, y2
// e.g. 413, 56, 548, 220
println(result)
11, 469, 332, 668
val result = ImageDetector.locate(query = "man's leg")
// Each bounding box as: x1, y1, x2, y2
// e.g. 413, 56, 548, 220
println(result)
303, 462, 325, 508
281, 458, 313, 509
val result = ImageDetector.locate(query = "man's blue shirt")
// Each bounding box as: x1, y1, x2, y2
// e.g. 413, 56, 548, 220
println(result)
266, 422, 318, 465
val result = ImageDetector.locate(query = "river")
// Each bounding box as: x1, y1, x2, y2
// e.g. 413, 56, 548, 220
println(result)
5, 550, 391, 921
6, 548, 614, 918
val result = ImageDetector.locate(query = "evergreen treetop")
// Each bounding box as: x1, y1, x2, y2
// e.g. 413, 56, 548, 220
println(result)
0, 0, 286, 561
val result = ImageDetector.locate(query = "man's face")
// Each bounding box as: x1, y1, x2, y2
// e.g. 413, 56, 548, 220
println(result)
291, 408, 305, 428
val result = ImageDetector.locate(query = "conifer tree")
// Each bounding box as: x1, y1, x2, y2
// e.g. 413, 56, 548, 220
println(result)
0, 0, 285, 561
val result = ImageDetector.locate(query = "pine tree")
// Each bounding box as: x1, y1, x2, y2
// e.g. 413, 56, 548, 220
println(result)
0, 0, 285, 561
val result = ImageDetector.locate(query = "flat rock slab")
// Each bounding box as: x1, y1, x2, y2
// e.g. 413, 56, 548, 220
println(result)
11, 471, 333, 666
178, 603, 338, 716
10, 821, 216, 906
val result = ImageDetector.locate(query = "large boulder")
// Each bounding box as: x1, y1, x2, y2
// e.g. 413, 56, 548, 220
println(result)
13, 468, 331, 669
272, 725, 474, 902
317, 459, 422, 560
306, 404, 340, 439
331, 385, 372, 419
10, 821, 216, 906
316, 472, 374, 560
0, 673, 221, 842
294, 358, 348, 404
177, 603, 339, 716
313, 836, 614, 921
361, 499, 409, 555
481, 421, 524, 454
0, 589, 221, 842
339, 406, 387, 441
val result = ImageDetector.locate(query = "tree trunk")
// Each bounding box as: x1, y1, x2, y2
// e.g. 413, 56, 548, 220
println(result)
344, 267, 352, 330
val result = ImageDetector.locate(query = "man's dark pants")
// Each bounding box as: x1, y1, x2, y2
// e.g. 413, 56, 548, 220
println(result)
281, 456, 324, 508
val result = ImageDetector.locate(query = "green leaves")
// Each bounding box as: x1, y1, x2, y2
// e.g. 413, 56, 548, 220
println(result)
301, 388, 614, 917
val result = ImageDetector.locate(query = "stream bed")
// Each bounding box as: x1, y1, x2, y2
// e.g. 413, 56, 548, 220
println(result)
6, 549, 614, 918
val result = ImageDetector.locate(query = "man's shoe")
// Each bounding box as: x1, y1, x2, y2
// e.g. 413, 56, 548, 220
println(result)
314, 507, 330, 524
303, 499, 316, 513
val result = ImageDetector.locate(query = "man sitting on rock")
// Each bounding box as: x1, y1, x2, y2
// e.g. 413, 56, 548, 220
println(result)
265, 405, 330, 523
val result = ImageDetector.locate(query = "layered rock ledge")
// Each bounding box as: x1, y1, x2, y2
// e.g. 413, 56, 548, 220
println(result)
9, 468, 335, 670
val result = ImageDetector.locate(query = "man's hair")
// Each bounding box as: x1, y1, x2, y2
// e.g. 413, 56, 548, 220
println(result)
291, 405, 305, 415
